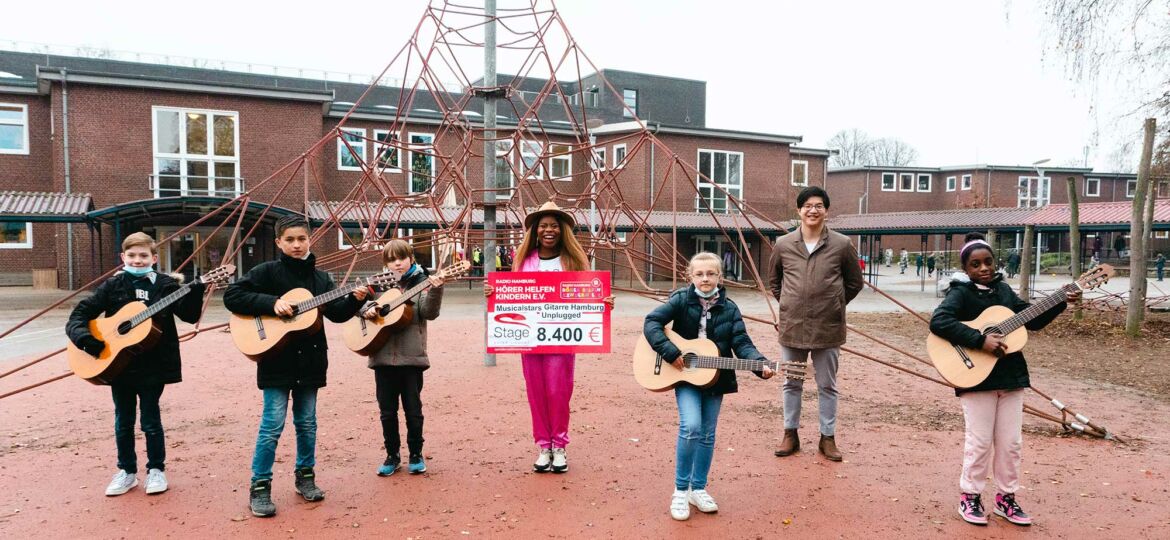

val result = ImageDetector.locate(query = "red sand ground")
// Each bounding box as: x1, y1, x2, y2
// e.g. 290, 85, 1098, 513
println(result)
2, 316, 1169, 539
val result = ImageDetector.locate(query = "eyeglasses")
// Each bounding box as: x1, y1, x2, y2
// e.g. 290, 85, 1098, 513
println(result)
691, 271, 721, 279
801, 204, 826, 211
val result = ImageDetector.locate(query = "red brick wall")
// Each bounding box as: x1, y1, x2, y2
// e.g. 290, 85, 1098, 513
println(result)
0, 94, 57, 282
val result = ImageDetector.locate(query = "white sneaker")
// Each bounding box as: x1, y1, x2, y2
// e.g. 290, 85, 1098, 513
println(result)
105, 470, 138, 496
551, 448, 568, 473
688, 489, 718, 513
533, 448, 553, 472
670, 490, 690, 520
145, 468, 168, 494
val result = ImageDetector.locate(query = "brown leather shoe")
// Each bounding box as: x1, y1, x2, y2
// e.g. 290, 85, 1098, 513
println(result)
819, 434, 843, 462
774, 429, 799, 457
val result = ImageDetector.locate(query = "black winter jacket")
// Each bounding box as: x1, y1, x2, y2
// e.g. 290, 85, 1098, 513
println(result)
66, 272, 205, 386
223, 253, 363, 389
930, 274, 1066, 396
643, 285, 768, 395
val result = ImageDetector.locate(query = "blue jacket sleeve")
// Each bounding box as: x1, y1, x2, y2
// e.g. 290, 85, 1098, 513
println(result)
643, 297, 682, 362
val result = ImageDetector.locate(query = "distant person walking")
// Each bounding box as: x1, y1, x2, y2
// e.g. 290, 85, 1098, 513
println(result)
1006, 251, 1021, 279
1156, 252, 1165, 282
1113, 235, 1126, 259
916, 253, 924, 276
899, 249, 909, 275
927, 253, 937, 277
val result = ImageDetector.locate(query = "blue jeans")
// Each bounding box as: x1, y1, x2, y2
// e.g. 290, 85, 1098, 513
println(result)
674, 384, 722, 491
111, 383, 165, 473
251, 387, 318, 482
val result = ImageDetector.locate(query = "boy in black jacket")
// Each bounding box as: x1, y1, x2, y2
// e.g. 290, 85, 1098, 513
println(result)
223, 215, 367, 518
66, 232, 206, 497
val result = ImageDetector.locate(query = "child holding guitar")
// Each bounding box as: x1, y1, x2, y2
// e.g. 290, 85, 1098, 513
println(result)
360, 239, 449, 477
930, 232, 1080, 527
223, 215, 369, 518
65, 232, 210, 497
642, 252, 774, 521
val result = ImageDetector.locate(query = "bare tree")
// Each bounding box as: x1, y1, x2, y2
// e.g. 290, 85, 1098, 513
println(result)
868, 137, 919, 167
1127, 118, 1156, 336
827, 129, 873, 168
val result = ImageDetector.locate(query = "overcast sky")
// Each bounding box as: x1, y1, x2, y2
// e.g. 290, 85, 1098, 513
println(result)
2, 0, 1146, 170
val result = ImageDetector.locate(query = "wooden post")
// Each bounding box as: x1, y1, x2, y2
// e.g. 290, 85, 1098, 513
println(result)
1020, 225, 1034, 301
1067, 176, 1082, 320
1127, 118, 1156, 337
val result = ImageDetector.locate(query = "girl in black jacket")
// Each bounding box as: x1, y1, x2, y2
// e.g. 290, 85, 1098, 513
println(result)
643, 252, 773, 521
66, 232, 206, 497
223, 216, 367, 517
931, 233, 1079, 527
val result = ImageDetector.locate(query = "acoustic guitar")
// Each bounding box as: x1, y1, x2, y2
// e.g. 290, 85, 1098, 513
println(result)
229, 269, 400, 361
343, 260, 471, 355
926, 264, 1114, 388
633, 328, 807, 392
67, 265, 236, 385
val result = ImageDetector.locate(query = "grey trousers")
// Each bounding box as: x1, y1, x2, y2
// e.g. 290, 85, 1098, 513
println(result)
781, 346, 840, 436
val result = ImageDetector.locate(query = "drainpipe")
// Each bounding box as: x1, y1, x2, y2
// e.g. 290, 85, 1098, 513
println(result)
985, 168, 992, 207
62, 69, 75, 290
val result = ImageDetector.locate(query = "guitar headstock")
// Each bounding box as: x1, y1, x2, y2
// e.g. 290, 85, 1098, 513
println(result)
365, 269, 403, 287
1076, 264, 1115, 291
436, 260, 472, 281
198, 264, 236, 286
779, 360, 807, 381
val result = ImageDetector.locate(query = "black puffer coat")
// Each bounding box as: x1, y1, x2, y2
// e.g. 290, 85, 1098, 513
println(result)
930, 274, 1066, 396
223, 253, 363, 389
66, 272, 205, 386
643, 285, 768, 395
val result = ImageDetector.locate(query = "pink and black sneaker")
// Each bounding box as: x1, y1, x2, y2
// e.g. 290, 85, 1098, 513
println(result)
994, 492, 1033, 526
958, 493, 988, 525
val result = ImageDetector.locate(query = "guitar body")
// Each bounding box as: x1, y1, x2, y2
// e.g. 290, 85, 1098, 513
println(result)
926, 305, 1029, 388
67, 301, 163, 385
229, 288, 322, 361
342, 288, 415, 356
632, 331, 721, 392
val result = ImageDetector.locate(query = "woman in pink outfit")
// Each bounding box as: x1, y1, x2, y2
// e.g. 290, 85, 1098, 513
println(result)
485, 201, 612, 473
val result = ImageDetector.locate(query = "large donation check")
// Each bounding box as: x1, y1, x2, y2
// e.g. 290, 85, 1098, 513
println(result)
486, 271, 611, 354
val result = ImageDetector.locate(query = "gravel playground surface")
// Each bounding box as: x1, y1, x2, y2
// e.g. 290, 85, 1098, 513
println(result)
2, 295, 1170, 538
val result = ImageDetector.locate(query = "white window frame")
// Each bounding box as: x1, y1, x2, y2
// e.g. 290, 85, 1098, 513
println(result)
1084, 178, 1100, 197
916, 173, 932, 192
518, 139, 543, 180
494, 139, 514, 199
372, 129, 402, 173
946, 176, 957, 192
791, 160, 809, 187
880, 172, 896, 191
0, 102, 29, 155
0, 222, 33, 249
613, 143, 628, 169
1017, 176, 1052, 208
961, 174, 972, 190
1155, 230, 1168, 239
898, 172, 914, 192
695, 148, 744, 214
337, 127, 366, 172
408, 132, 435, 194
622, 89, 637, 118
593, 146, 607, 171
151, 106, 241, 198
548, 143, 573, 181
337, 224, 387, 250
1126, 180, 1136, 198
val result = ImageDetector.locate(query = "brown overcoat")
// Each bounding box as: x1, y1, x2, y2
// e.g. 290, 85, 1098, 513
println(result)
768, 226, 865, 349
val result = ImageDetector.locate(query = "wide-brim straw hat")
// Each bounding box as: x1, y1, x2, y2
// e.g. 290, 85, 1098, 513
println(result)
524, 201, 576, 229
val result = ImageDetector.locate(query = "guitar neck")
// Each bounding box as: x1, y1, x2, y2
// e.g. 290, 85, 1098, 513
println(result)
295, 279, 364, 313
687, 355, 773, 372
383, 278, 433, 310
997, 283, 1076, 334
127, 280, 199, 327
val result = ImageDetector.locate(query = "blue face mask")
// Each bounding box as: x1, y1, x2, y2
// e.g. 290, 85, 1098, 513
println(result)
694, 286, 718, 299
124, 265, 154, 277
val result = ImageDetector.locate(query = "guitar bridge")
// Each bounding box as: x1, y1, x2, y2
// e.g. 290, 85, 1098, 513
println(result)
654, 354, 662, 375
953, 345, 974, 369
254, 317, 267, 341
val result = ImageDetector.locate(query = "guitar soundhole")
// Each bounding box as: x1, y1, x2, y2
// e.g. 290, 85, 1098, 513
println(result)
116, 321, 133, 335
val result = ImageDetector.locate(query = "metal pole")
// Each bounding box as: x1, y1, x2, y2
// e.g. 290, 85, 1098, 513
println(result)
62, 69, 75, 290
589, 131, 597, 270
482, 0, 498, 367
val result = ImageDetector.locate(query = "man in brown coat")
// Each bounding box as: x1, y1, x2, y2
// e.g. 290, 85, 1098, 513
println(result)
768, 186, 864, 461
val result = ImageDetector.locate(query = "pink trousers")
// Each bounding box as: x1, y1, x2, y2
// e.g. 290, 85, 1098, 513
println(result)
959, 388, 1025, 494
521, 353, 575, 449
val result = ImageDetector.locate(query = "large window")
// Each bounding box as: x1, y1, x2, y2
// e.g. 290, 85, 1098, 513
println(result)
881, 172, 896, 191
0, 103, 29, 155
408, 133, 435, 193
791, 160, 809, 186
549, 144, 572, 180
899, 172, 914, 192
696, 149, 743, 213
373, 130, 401, 172
916, 173, 932, 192
0, 222, 32, 249
946, 176, 957, 192
152, 107, 240, 197
1126, 180, 1136, 198
337, 128, 366, 171
622, 89, 637, 118
593, 146, 606, 171
1085, 177, 1100, 197
518, 139, 543, 180
1018, 176, 1051, 207
961, 174, 972, 190
613, 143, 627, 169
494, 140, 514, 198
